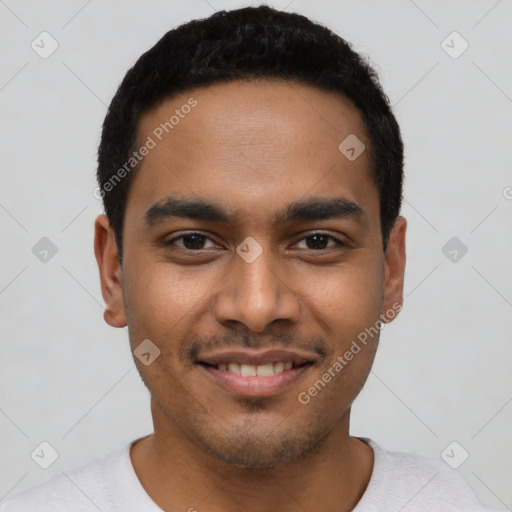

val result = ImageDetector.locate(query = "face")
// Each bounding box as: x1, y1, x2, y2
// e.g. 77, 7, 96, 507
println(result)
95, 79, 406, 468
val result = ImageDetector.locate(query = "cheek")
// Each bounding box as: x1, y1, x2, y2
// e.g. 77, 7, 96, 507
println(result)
122, 265, 208, 400
123, 262, 214, 351
297, 263, 383, 411
301, 255, 384, 337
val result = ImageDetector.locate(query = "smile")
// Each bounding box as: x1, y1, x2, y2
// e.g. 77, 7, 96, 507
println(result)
196, 349, 316, 397
203, 361, 303, 376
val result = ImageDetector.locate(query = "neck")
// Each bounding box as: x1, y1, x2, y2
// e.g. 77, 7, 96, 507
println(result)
130, 400, 374, 512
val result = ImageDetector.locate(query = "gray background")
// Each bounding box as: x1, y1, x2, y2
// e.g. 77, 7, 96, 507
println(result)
1, 0, 511, 509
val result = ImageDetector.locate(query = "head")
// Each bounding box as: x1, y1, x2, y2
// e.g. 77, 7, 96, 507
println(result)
94, 5, 406, 468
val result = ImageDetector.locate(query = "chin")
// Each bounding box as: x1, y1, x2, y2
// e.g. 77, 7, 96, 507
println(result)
192, 421, 328, 469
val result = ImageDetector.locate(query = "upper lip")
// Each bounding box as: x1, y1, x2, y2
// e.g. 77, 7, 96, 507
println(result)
197, 348, 316, 367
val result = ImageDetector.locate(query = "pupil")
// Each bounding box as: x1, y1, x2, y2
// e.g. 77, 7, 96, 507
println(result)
184, 234, 205, 249
308, 235, 328, 250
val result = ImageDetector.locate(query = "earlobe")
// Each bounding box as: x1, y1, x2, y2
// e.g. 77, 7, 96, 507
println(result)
94, 214, 127, 328
382, 216, 407, 323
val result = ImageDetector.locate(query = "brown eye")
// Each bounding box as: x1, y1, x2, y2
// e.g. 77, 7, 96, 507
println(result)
295, 233, 345, 251
165, 233, 217, 250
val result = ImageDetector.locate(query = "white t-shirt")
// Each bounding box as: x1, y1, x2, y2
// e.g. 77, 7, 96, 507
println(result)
0, 437, 495, 511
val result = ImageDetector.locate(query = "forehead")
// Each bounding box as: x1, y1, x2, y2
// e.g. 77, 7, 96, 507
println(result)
125, 79, 377, 228
137, 78, 368, 154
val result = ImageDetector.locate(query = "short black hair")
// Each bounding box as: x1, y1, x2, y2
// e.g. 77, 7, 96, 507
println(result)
97, 4, 403, 262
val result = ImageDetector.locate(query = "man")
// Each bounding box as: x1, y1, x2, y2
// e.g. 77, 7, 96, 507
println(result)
1, 5, 493, 511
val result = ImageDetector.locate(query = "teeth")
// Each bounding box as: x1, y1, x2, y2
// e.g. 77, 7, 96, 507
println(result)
240, 364, 257, 377
216, 361, 297, 377
228, 363, 241, 375
256, 363, 274, 377
274, 362, 284, 373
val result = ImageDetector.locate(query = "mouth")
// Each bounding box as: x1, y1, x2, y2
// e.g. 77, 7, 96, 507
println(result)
199, 360, 310, 376
196, 349, 315, 398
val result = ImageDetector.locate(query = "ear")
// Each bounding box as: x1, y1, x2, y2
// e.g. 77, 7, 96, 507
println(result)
94, 214, 127, 328
381, 216, 407, 323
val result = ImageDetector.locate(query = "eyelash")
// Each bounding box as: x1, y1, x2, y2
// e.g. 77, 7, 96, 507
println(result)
164, 232, 347, 252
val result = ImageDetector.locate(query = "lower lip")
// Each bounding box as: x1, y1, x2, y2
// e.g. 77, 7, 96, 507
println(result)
198, 364, 312, 398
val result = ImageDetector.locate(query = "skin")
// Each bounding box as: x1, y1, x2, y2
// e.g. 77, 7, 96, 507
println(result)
94, 79, 406, 512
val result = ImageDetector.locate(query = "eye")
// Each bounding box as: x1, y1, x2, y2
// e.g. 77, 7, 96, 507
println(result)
165, 232, 218, 251
294, 233, 346, 251
164, 232, 347, 253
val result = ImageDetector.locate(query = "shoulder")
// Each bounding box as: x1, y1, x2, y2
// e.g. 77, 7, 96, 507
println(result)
355, 438, 493, 511
0, 444, 130, 512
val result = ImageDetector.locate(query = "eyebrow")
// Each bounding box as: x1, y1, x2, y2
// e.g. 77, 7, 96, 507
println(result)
144, 195, 364, 227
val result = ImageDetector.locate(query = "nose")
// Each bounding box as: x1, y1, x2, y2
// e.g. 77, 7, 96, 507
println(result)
213, 244, 301, 333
